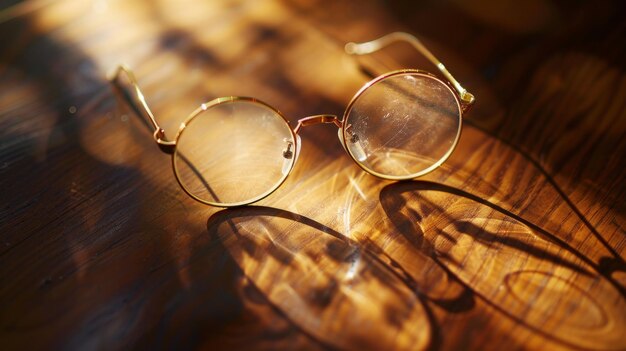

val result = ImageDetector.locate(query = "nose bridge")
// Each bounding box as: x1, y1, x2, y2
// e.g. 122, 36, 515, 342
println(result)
293, 114, 342, 134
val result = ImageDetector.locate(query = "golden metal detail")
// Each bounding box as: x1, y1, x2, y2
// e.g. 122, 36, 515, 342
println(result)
293, 114, 342, 134
345, 32, 475, 108
109, 65, 176, 150
109, 31, 475, 207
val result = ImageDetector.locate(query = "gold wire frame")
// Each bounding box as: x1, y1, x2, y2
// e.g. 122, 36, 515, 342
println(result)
171, 96, 298, 207
341, 69, 463, 180
109, 32, 475, 207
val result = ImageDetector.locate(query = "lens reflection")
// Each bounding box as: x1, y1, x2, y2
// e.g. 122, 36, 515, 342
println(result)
344, 72, 461, 179
173, 99, 295, 206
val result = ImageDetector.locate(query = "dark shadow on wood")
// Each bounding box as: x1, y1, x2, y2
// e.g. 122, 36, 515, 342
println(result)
464, 117, 626, 283
379, 179, 626, 349
381, 180, 596, 276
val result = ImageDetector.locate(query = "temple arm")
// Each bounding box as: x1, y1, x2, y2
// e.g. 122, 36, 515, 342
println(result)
108, 65, 176, 148
345, 32, 475, 105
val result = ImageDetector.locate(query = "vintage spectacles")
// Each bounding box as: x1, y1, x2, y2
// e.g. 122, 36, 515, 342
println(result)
110, 32, 475, 207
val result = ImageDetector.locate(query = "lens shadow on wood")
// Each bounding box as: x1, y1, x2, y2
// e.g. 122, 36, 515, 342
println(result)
206, 206, 433, 351
380, 180, 626, 350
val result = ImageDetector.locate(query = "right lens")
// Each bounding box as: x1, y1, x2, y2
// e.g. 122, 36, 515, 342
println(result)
173, 98, 296, 207
343, 71, 462, 180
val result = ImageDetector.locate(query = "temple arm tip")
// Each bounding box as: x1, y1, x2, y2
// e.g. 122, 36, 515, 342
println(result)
344, 42, 359, 55
107, 64, 132, 82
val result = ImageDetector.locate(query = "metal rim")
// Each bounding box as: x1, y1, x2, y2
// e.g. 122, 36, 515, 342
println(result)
171, 96, 298, 207
341, 69, 463, 180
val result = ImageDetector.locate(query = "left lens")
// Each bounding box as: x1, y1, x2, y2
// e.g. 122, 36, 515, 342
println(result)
173, 98, 296, 207
343, 71, 462, 179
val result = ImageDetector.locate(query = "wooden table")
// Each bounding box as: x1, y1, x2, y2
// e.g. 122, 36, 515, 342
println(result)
1, 0, 625, 349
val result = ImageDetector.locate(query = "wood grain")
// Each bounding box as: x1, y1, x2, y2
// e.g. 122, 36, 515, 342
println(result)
1, 0, 625, 350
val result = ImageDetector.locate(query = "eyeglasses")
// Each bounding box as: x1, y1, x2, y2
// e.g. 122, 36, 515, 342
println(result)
110, 32, 475, 207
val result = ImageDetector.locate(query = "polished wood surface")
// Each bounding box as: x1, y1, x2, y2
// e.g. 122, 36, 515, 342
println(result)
1, 0, 625, 350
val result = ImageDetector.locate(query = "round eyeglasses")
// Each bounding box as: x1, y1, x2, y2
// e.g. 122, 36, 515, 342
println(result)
110, 32, 474, 207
